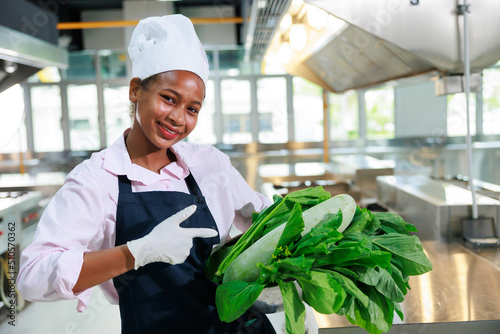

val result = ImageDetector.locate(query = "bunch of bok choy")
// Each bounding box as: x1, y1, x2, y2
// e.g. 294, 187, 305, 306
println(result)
206, 186, 433, 334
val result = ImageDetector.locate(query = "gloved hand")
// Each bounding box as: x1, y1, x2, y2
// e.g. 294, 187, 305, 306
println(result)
127, 205, 218, 269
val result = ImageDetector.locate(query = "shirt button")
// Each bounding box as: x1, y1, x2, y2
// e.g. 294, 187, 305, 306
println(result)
196, 197, 204, 204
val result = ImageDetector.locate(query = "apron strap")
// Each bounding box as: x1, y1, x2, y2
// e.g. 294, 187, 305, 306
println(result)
118, 175, 132, 194
118, 173, 201, 196
185, 172, 203, 197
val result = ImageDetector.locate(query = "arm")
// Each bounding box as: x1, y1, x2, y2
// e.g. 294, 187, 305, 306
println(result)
74, 204, 217, 293
72, 245, 134, 293
17, 171, 111, 306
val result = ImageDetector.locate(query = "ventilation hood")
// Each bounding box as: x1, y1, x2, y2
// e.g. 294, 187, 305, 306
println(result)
266, 0, 500, 93
0, 25, 68, 93
0, 0, 68, 94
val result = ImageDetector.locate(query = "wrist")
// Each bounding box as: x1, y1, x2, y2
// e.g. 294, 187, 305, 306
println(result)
121, 244, 136, 271
127, 239, 148, 270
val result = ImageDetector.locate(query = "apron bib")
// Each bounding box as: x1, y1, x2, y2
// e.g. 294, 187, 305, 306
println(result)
113, 173, 276, 334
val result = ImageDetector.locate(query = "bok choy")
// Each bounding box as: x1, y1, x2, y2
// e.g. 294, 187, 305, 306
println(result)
206, 187, 433, 334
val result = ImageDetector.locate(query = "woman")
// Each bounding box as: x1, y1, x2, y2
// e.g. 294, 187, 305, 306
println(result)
18, 14, 276, 334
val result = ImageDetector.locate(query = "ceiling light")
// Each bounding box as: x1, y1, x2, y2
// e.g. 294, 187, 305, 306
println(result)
307, 5, 328, 30
258, 0, 267, 9
289, 24, 307, 51
4, 61, 17, 74
280, 14, 292, 32
278, 42, 293, 63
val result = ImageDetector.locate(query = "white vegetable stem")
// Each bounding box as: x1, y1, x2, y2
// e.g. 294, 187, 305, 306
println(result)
223, 194, 357, 283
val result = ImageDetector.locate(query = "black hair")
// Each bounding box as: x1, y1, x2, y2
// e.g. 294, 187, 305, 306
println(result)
129, 74, 161, 119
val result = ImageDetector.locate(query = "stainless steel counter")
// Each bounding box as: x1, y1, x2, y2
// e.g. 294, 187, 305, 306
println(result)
313, 240, 500, 333
377, 175, 500, 241
0, 172, 66, 196
330, 155, 394, 198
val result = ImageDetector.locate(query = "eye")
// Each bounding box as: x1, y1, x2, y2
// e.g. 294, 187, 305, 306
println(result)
188, 107, 199, 114
161, 95, 174, 103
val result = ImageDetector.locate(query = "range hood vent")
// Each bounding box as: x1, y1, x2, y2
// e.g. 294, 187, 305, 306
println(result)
0, 0, 68, 93
296, 23, 437, 93
244, 0, 292, 62
278, 0, 500, 93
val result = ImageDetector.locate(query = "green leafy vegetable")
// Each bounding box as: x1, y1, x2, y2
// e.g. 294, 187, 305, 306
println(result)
279, 280, 305, 334
296, 270, 346, 314
207, 189, 433, 334
215, 280, 265, 322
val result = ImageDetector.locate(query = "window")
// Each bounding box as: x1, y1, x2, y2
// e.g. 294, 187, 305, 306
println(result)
259, 115, 273, 132
329, 90, 359, 140
68, 84, 100, 150
31, 85, 63, 152
365, 87, 394, 139
0, 85, 27, 153
103, 85, 130, 146
99, 50, 128, 79
257, 77, 288, 143
447, 92, 476, 137
293, 77, 323, 142
64, 51, 96, 81
221, 79, 252, 144
188, 80, 216, 144
482, 67, 500, 135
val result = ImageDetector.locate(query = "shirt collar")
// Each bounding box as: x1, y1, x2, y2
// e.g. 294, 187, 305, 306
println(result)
102, 129, 203, 185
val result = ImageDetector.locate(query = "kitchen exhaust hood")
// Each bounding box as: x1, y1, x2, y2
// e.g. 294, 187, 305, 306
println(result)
264, 0, 500, 93
0, 25, 68, 93
0, 0, 68, 94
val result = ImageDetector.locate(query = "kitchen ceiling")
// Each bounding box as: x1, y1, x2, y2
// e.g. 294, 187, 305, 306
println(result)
24, 0, 246, 51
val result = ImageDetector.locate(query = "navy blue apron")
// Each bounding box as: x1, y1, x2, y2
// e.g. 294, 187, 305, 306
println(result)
113, 172, 276, 334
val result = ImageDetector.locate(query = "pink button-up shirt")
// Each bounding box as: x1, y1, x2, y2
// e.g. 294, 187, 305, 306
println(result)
18, 131, 271, 312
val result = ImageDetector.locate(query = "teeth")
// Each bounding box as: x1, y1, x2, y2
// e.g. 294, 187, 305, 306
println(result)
159, 123, 177, 134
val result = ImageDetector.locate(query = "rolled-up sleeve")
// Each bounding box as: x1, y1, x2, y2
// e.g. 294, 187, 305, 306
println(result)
229, 164, 272, 233
17, 171, 106, 311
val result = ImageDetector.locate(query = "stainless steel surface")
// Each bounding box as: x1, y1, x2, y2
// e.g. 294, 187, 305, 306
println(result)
299, 23, 436, 93
377, 175, 500, 241
0, 172, 66, 197
257, 162, 362, 201
294, 0, 500, 92
307, 0, 500, 73
0, 25, 68, 93
330, 155, 394, 198
258, 162, 337, 184
441, 177, 500, 202
0, 191, 43, 254
243, 0, 291, 62
314, 240, 500, 333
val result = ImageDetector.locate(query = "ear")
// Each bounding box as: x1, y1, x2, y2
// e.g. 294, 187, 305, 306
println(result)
129, 77, 142, 103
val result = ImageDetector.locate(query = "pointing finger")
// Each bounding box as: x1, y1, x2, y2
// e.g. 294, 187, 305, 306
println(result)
185, 227, 219, 239
171, 205, 197, 224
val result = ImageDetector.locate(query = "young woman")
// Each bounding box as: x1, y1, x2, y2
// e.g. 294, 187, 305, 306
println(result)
18, 14, 276, 334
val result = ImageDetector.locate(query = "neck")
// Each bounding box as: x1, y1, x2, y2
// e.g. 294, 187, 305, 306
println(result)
125, 128, 171, 174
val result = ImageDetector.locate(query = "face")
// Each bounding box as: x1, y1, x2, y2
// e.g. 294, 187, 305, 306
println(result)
129, 70, 204, 151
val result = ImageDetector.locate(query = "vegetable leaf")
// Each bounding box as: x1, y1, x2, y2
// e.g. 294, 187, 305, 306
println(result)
215, 281, 265, 322
297, 270, 346, 314
316, 268, 370, 308
343, 207, 372, 235
215, 187, 330, 276
374, 212, 418, 235
259, 255, 314, 285
372, 234, 433, 275
279, 280, 306, 334
292, 211, 343, 257
345, 286, 394, 334
274, 203, 304, 253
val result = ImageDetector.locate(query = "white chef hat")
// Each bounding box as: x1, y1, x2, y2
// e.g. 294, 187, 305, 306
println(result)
128, 14, 209, 86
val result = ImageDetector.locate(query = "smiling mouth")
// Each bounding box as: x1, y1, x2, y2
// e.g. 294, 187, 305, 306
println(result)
158, 122, 180, 135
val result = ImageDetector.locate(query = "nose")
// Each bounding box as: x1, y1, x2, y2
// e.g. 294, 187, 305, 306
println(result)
167, 106, 185, 125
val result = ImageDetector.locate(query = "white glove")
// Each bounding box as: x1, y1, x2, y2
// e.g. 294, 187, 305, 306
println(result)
127, 205, 218, 269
